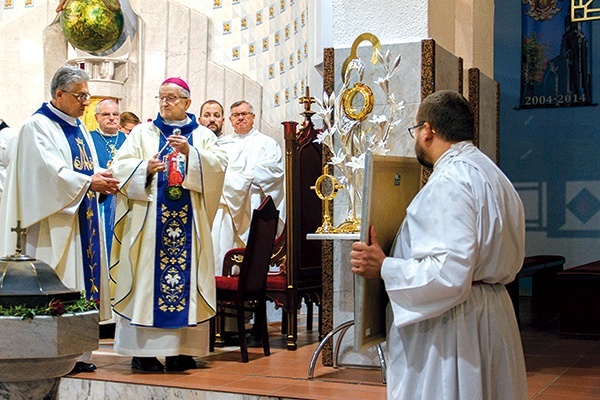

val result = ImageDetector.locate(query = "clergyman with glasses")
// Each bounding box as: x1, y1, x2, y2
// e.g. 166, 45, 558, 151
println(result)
210, 100, 285, 277
90, 99, 128, 260
109, 78, 227, 372
0, 65, 120, 374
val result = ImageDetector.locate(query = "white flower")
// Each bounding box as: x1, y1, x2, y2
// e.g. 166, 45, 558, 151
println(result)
370, 114, 387, 124
371, 141, 390, 156
326, 91, 336, 108
328, 149, 347, 167
374, 77, 389, 94
314, 131, 327, 144
391, 118, 403, 127
369, 114, 388, 132
386, 54, 401, 80
346, 154, 365, 172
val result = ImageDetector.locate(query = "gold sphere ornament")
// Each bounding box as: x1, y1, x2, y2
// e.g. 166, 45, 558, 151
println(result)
59, 0, 124, 54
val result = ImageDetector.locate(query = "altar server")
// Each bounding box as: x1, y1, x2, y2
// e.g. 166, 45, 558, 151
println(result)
109, 78, 226, 372
350, 90, 527, 400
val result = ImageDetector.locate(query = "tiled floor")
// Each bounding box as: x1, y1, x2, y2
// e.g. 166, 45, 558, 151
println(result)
68, 296, 600, 399
520, 296, 600, 399
76, 322, 386, 399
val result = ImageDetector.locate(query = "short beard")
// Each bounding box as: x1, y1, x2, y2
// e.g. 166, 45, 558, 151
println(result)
415, 143, 433, 169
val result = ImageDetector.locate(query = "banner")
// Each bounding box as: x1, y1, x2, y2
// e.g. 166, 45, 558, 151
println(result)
521, 0, 593, 108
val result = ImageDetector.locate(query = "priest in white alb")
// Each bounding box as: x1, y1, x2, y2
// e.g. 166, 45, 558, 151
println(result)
209, 100, 285, 276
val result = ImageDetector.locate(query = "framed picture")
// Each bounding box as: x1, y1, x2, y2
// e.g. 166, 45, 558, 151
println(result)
354, 154, 421, 352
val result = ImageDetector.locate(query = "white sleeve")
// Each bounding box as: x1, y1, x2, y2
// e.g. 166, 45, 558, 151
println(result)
381, 169, 478, 328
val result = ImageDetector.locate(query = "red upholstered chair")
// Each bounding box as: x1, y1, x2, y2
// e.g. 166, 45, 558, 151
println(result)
215, 107, 324, 352
265, 117, 323, 350
209, 196, 279, 362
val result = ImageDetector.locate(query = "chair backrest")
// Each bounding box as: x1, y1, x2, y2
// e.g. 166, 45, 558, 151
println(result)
238, 195, 279, 296
283, 119, 323, 286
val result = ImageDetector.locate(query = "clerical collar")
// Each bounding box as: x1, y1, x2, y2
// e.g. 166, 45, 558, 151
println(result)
152, 113, 199, 136
47, 102, 79, 126
97, 127, 119, 137
163, 116, 191, 126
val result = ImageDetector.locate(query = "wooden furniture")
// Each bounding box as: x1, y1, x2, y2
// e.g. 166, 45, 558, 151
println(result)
558, 260, 600, 338
506, 255, 565, 324
265, 105, 324, 351
217, 99, 324, 352
210, 196, 279, 362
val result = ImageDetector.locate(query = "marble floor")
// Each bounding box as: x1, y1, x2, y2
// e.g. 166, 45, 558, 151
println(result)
61, 296, 600, 399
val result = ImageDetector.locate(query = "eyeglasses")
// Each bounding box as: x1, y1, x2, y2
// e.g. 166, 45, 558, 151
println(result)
67, 92, 91, 102
407, 121, 425, 138
155, 95, 188, 104
230, 111, 254, 119
99, 112, 120, 118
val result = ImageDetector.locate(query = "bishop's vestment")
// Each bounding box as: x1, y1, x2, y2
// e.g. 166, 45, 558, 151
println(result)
109, 115, 226, 356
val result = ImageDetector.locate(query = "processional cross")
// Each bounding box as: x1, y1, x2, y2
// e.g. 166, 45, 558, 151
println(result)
11, 220, 27, 256
299, 87, 316, 119
1, 220, 33, 261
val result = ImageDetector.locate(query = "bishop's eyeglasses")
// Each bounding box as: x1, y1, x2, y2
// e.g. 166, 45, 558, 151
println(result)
155, 95, 189, 104
407, 121, 425, 138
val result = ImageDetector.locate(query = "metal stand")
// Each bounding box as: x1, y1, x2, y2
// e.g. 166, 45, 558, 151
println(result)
307, 319, 386, 384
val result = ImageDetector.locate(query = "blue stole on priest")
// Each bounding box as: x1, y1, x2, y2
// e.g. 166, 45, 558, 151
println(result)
35, 103, 102, 302
152, 113, 198, 328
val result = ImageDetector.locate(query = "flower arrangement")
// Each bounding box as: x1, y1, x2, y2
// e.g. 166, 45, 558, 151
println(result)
0, 292, 98, 320
314, 48, 404, 232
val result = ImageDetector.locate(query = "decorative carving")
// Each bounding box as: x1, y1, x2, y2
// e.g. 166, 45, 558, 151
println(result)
522, 0, 561, 22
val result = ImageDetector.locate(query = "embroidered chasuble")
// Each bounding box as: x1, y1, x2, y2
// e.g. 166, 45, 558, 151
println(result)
0, 102, 110, 319
110, 113, 226, 331
37, 104, 103, 301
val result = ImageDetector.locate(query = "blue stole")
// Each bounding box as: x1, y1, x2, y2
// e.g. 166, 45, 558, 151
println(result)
89, 130, 127, 260
152, 113, 198, 328
35, 103, 102, 302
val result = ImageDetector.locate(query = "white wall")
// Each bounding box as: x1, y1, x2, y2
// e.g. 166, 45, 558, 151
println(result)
330, 0, 428, 48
